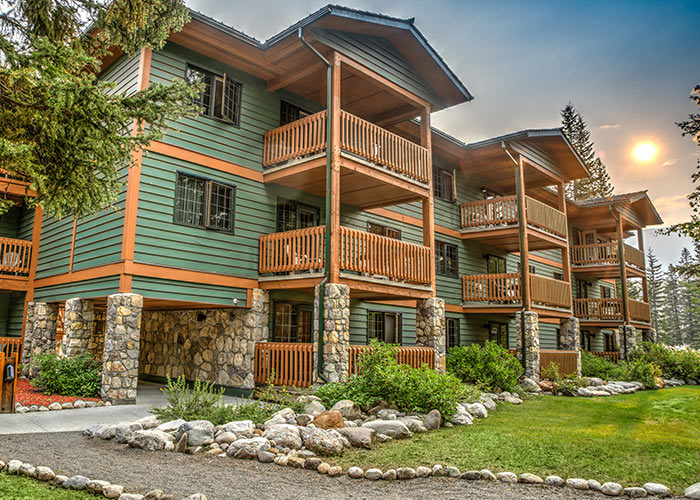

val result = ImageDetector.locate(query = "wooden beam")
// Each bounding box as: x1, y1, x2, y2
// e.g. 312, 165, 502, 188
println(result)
68, 217, 77, 273
267, 61, 324, 92
329, 51, 342, 283
616, 212, 631, 331
557, 182, 573, 308
638, 228, 649, 303
21, 206, 44, 344
516, 155, 531, 311
420, 107, 436, 295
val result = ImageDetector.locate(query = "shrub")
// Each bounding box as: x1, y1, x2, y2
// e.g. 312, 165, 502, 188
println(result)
581, 351, 625, 380
541, 362, 561, 383
446, 341, 522, 392
33, 353, 101, 398
628, 342, 700, 380
623, 359, 662, 389
315, 340, 465, 419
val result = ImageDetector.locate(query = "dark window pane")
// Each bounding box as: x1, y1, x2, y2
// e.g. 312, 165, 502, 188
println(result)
223, 79, 242, 123
185, 65, 212, 115
447, 318, 459, 348
208, 182, 234, 231
280, 101, 310, 126
436, 241, 458, 276
368, 222, 400, 240
174, 174, 205, 227
212, 77, 224, 119
434, 169, 455, 201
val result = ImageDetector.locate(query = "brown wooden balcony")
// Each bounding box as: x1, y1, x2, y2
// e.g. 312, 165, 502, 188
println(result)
574, 298, 650, 325
261, 110, 431, 209
571, 242, 645, 277
0, 169, 35, 198
462, 273, 571, 313
0, 237, 32, 291
460, 195, 568, 251
258, 225, 432, 299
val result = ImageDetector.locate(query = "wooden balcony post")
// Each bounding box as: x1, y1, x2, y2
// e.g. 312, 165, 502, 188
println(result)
557, 181, 573, 300
420, 106, 436, 295
616, 212, 631, 327
21, 206, 43, 348
328, 51, 342, 283
638, 228, 649, 303
516, 155, 531, 310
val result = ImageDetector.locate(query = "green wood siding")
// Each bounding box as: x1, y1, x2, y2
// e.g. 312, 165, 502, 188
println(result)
33, 276, 121, 303
4, 292, 26, 337
0, 206, 21, 238
130, 276, 246, 306
349, 301, 416, 346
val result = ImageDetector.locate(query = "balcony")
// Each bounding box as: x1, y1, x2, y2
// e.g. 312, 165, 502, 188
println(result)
0, 169, 34, 198
262, 110, 431, 209
574, 298, 650, 325
460, 195, 568, 251
571, 242, 646, 277
258, 225, 432, 299
462, 273, 571, 312
0, 237, 32, 290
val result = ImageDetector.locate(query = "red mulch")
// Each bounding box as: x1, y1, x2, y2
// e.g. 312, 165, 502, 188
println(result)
15, 378, 101, 406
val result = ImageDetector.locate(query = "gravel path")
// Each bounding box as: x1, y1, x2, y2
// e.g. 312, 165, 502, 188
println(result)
0, 432, 668, 500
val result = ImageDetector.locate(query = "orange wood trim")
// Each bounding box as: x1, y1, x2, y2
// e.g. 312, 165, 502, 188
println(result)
267, 61, 323, 91
263, 157, 326, 183
367, 299, 417, 308
336, 277, 432, 299
0, 278, 28, 291
68, 217, 77, 273
340, 157, 430, 198
539, 318, 561, 324
366, 207, 462, 239
148, 141, 264, 182
119, 274, 132, 293
517, 155, 531, 310
33, 262, 124, 289
420, 107, 435, 296
445, 303, 463, 313
259, 277, 323, 290
0, 179, 37, 198
511, 252, 563, 269
617, 213, 630, 324
246, 288, 253, 308
329, 51, 342, 283
137, 47, 152, 91
124, 262, 259, 290
21, 206, 43, 342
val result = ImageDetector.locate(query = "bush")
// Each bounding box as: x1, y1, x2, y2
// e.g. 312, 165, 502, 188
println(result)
628, 342, 700, 380
446, 341, 522, 392
581, 351, 661, 389
581, 351, 625, 380
315, 341, 466, 419
33, 353, 101, 398
623, 359, 662, 389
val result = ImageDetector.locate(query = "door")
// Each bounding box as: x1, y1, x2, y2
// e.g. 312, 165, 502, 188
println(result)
273, 303, 313, 343
488, 323, 509, 348
384, 313, 398, 344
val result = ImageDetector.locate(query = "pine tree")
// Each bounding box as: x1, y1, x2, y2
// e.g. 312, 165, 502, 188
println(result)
646, 248, 665, 333
677, 248, 700, 346
560, 103, 614, 200
661, 268, 683, 345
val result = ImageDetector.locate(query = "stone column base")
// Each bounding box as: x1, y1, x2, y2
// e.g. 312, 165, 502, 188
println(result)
63, 297, 94, 358
416, 297, 446, 372
515, 311, 540, 382
26, 302, 58, 379
314, 284, 350, 383
559, 316, 581, 377
619, 324, 637, 359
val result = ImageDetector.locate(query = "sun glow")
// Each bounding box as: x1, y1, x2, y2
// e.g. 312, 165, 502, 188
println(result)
633, 142, 658, 163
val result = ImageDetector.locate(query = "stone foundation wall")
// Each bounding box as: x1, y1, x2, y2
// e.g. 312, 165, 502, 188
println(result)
139, 289, 268, 390
62, 298, 94, 358
619, 324, 637, 359
24, 302, 58, 379
515, 311, 540, 382
314, 283, 350, 383
102, 293, 142, 405
89, 310, 106, 360
559, 317, 582, 377
415, 297, 446, 372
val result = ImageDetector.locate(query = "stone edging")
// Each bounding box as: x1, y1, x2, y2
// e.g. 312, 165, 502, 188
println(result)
15, 397, 110, 413
0, 458, 206, 500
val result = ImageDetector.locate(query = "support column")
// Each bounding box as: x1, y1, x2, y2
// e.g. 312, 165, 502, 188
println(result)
618, 324, 637, 360
328, 51, 342, 283
416, 297, 446, 372
515, 311, 540, 382
559, 317, 581, 377
102, 293, 142, 405
242, 288, 269, 389
314, 283, 349, 383
21, 302, 35, 377
62, 298, 94, 358
643, 328, 657, 343
26, 302, 58, 379
420, 107, 436, 295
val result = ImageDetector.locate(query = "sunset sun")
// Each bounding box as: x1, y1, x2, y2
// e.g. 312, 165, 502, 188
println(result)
633, 141, 658, 162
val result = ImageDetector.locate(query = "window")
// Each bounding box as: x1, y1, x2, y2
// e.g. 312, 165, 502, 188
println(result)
604, 332, 617, 352
368, 222, 401, 240
446, 318, 460, 349
576, 279, 588, 299
436, 241, 458, 276
580, 330, 594, 351
276, 200, 319, 232
273, 303, 312, 343
185, 64, 242, 124
556, 328, 562, 350
486, 255, 506, 274
488, 322, 509, 348
174, 173, 235, 232
529, 264, 536, 275
368, 311, 402, 344
433, 168, 455, 202
601, 285, 613, 299
280, 101, 310, 126
554, 272, 564, 281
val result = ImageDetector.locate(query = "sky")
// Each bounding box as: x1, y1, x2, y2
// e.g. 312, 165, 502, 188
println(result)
187, 0, 700, 267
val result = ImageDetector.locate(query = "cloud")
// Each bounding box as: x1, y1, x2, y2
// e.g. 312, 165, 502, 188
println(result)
653, 193, 691, 226
599, 124, 620, 130
662, 159, 677, 167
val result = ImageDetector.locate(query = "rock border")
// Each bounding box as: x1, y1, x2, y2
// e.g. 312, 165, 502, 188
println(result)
0, 457, 206, 500
14, 398, 111, 413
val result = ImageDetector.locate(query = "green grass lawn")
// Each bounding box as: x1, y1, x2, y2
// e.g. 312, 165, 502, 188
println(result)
0, 473, 95, 500
333, 386, 700, 493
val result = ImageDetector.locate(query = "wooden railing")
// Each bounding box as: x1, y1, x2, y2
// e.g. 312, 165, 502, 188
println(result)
262, 110, 430, 184
254, 342, 314, 388
0, 237, 31, 275
525, 196, 567, 238
0, 337, 22, 362
530, 275, 572, 309
263, 110, 328, 167
624, 244, 645, 270
462, 273, 521, 302
574, 298, 623, 320
571, 242, 645, 271
348, 345, 435, 375
540, 350, 578, 377
259, 226, 325, 274
590, 351, 620, 363
460, 196, 518, 229
629, 299, 650, 323
0, 168, 29, 183
339, 226, 431, 284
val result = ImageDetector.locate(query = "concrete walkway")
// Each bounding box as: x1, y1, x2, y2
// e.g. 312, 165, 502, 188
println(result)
0, 381, 249, 435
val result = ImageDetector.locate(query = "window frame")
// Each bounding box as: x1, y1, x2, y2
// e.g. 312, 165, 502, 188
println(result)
173, 171, 236, 234
554, 272, 564, 281
272, 302, 313, 343
486, 254, 507, 274
280, 100, 311, 126
433, 167, 456, 202
367, 221, 401, 240
185, 63, 243, 126
367, 310, 403, 345
436, 240, 459, 277
488, 322, 509, 348
446, 317, 460, 349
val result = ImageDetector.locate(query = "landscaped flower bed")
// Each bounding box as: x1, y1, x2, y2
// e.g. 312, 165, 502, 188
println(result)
15, 378, 101, 408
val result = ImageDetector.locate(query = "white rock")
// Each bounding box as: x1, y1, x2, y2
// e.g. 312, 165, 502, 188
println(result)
643, 482, 671, 497
545, 475, 565, 487
566, 478, 589, 490
519, 473, 543, 484
480, 397, 497, 411
263, 424, 302, 450
361, 420, 411, 439
624, 486, 647, 497
118, 494, 144, 500
416, 466, 431, 478
63, 475, 89, 490
304, 401, 326, 417
496, 472, 518, 483
86, 480, 110, 494
263, 408, 296, 428
480, 469, 496, 481
397, 467, 416, 480
348, 466, 364, 479
127, 430, 175, 451
18, 463, 36, 477
155, 419, 186, 433
601, 482, 624, 496
685, 482, 700, 499
431, 464, 444, 477
330, 400, 361, 419
48, 402, 62, 411
464, 403, 488, 419
114, 422, 143, 443
73, 400, 86, 408
588, 479, 602, 491
364, 468, 383, 480
400, 417, 427, 433
103, 484, 124, 499
175, 420, 214, 447
444, 466, 461, 478
222, 420, 255, 438
226, 437, 270, 460
7, 460, 22, 474
215, 431, 237, 445
35, 466, 55, 481
450, 405, 473, 425
135, 415, 160, 430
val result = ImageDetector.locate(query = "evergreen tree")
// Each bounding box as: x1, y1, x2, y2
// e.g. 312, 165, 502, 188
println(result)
677, 248, 700, 346
560, 103, 614, 200
646, 247, 665, 333
661, 267, 683, 345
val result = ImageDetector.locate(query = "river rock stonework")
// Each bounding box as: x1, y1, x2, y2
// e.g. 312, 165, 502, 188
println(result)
314, 284, 350, 383
415, 297, 446, 372
618, 324, 637, 359
642, 328, 657, 343
559, 317, 582, 376
24, 302, 58, 378
139, 289, 268, 390
62, 298, 94, 358
515, 311, 540, 382
102, 293, 143, 405
21, 302, 35, 377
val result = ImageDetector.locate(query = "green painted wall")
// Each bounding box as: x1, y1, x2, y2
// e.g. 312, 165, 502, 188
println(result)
33, 276, 121, 304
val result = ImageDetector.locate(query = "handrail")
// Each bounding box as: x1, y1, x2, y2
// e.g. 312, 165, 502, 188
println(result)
574, 298, 623, 320
0, 237, 32, 275
348, 345, 435, 374
460, 196, 518, 229
530, 275, 571, 309
259, 226, 325, 274
590, 351, 620, 363
263, 110, 328, 167
624, 244, 646, 270
571, 241, 645, 270
462, 273, 521, 302
254, 342, 314, 388
525, 196, 567, 238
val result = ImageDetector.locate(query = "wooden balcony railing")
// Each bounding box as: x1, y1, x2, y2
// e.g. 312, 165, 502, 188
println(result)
0, 238, 32, 276
590, 351, 620, 363
540, 350, 578, 377
0, 337, 22, 362
339, 227, 431, 284
530, 275, 572, 309
259, 226, 325, 274
629, 299, 650, 323
348, 345, 435, 375
574, 298, 623, 320
525, 196, 567, 238
262, 110, 430, 184
571, 242, 646, 271
460, 196, 518, 229
254, 342, 314, 388
462, 273, 521, 302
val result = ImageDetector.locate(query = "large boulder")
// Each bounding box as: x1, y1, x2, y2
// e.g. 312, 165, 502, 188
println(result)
226, 437, 270, 460
400, 418, 427, 433
685, 483, 700, 499
361, 420, 411, 439
519, 377, 541, 393
175, 420, 215, 447
304, 401, 326, 417
464, 403, 488, 419
222, 420, 255, 438
262, 424, 302, 450
312, 410, 344, 429
263, 408, 296, 429
155, 419, 186, 433
135, 415, 161, 430
114, 422, 143, 444
450, 405, 473, 426
330, 400, 361, 420
128, 430, 175, 451
337, 427, 374, 449
424, 409, 442, 430
302, 428, 344, 456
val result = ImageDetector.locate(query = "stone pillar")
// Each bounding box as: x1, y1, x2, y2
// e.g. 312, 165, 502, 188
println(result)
515, 311, 540, 382
102, 293, 142, 405
62, 298, 94, 358
642, 328, 657, 343
240, 289, 269, 389
415, 297, 446, 372
559, 317, 581, 377
21, 302, 35, 377
314, 283, 350, 383
26, 302, 58, 379
618, 324, 637, 360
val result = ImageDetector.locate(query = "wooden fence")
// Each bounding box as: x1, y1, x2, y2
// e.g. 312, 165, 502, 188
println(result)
258, 226, 325, 274
460, 196, 518, 229
0, 337, 22, 362
530, 275, 572, 309
571, 242, 646, 271
462, 273, 521, 302
629, 299, 651, 323
254, 342, 314, 388
574, 298, 623, 320
590, 351, 620, 363
348, 345, 435, 375
525, 196, 567, 238
263, 110, 327, 167
624, 244, 646, 270
540, 350, 578, 377
0, 237, 32, 275
0, 351, 19, 413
